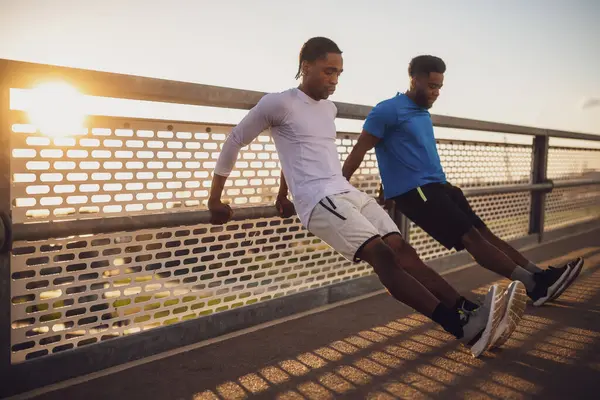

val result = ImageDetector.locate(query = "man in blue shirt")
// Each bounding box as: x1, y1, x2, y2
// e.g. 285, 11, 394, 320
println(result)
343, 55, 582, 310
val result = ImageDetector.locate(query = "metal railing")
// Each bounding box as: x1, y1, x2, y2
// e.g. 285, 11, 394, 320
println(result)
1, 59, 600, 393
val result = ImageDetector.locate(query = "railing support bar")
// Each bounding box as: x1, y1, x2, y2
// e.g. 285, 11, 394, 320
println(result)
529, 134, 551, 242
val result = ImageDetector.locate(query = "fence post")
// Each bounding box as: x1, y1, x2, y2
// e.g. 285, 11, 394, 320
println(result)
0, 71, 12, 383
397, 210, 411, 244
381, 183, 411, 244
386, 202, 411, 243
529, 134, 550, 242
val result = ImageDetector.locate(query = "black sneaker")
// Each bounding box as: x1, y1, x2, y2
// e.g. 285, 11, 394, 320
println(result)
528, 265, 571, 306
550, 257, 584, 301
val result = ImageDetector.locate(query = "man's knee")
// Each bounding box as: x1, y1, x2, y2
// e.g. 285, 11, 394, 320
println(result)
384, 233, 418, 257
475, 224, 495, 241
358, 238, 400, 271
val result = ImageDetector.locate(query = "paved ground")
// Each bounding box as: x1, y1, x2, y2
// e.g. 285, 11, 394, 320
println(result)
21, 231, 600, 400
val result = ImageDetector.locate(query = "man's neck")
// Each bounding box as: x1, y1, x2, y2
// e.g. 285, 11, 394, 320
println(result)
404, 88, 417, 103
298, 84, 319, 101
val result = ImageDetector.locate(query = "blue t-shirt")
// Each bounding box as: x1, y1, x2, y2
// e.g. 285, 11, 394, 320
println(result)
363, 93, 446, 199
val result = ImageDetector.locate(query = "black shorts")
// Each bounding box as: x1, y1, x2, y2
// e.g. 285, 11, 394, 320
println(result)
392, 182, 486, 251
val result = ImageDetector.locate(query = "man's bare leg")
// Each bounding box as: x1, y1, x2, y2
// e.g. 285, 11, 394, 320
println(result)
358, 236, 492, 344
383, 233, 466, 309
358, 237, 440, 317
477, 225, 542, 273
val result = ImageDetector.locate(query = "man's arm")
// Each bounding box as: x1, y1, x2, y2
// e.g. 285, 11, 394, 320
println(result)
209, 94, 282, 223
275, 173, 295, 218
342, 100, 393, 182
277, 173, 289, 199
342, 130, 380, 181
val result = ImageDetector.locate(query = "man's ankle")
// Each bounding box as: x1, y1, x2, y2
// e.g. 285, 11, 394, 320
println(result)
432, 303, 463, 339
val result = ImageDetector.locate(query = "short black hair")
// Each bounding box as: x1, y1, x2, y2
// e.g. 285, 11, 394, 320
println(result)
408, 55, 446, 77
295, 37, 342, 79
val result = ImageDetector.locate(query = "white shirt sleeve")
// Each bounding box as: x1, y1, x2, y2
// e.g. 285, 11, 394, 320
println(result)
214, 93, 285, 177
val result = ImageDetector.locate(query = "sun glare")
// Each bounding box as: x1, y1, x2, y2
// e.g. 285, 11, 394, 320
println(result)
13, 82, 87, 137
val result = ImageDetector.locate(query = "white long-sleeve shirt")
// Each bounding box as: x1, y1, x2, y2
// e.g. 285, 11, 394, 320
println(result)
214, 87, 358, 226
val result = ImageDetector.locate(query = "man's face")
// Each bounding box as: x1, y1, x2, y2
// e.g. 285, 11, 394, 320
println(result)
413, 72, 444, 109
303, 53, 343, 100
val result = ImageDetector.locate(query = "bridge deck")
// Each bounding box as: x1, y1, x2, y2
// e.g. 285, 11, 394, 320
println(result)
18, 228, 600, 400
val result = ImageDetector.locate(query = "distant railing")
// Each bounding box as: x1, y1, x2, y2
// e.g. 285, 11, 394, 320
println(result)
1, 59, 599, 387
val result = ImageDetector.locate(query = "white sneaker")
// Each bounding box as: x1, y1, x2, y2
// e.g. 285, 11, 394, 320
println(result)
461, 284, 506, 358
489, 281, 527, 349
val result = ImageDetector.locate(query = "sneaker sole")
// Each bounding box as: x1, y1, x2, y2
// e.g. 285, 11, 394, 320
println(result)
533, 266, 571, 307
470, 285, 506, 358
489, 281, 527, 349
550, 258, 584, 301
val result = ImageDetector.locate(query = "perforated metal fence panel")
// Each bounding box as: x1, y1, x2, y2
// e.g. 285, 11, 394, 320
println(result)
547, 147, 600, 181
8, 119, 540, 362
10, 119, 379, 223
545, 184, 600, 231
545, 147, 600, 231
437, 140, 532, 188
9, 118, 382, 363
7, 114, 600, 364
10, 216, 376, 363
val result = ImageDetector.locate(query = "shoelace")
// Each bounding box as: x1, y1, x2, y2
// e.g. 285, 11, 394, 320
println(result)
548, 260, 574, 271
458, 301, 482, 323
462, 299, 483, 313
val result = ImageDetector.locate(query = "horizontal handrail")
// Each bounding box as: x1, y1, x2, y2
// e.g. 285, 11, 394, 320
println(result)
553, 178, 600, 189
2, 59, 600, 142
9, 178, 600, 244
462, 182, 553, 196
12, 206, 280, 242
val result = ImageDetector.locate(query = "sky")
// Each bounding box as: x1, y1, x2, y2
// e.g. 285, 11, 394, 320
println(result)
1, 0, 599, 138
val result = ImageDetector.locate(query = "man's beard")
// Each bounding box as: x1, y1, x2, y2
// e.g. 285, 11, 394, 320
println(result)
414, 89, 430, 109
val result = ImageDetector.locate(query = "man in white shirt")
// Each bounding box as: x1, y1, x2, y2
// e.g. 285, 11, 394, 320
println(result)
208, 37, 519, 357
